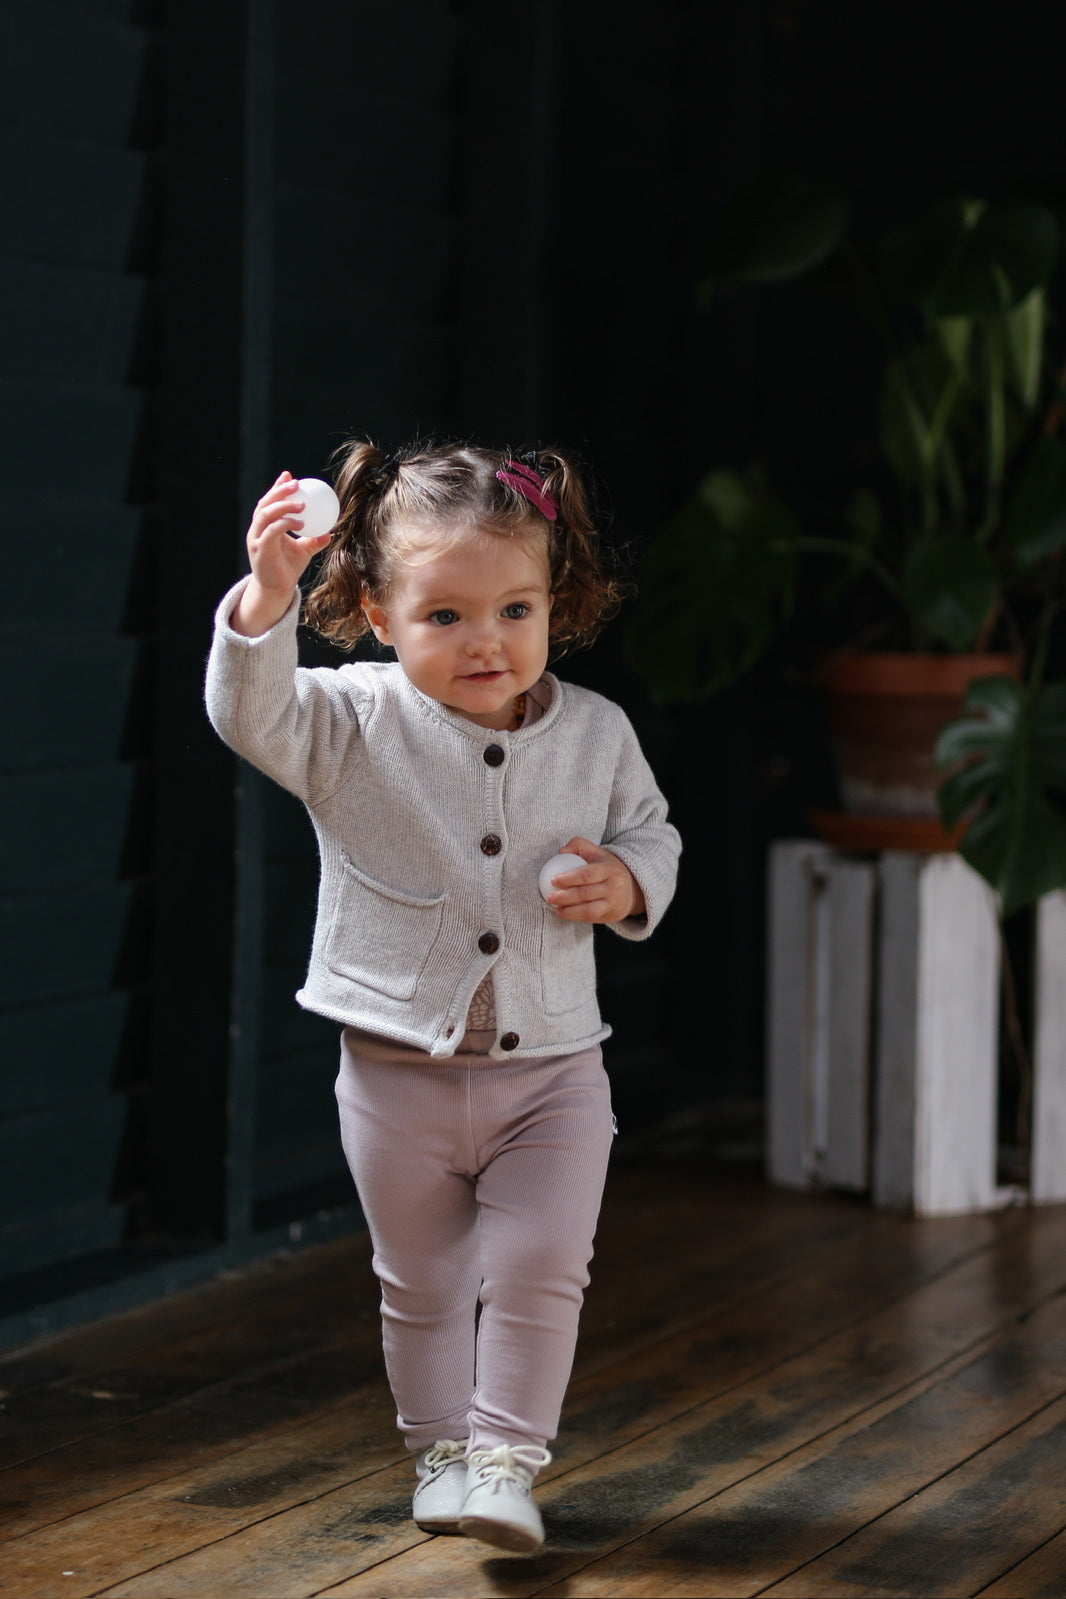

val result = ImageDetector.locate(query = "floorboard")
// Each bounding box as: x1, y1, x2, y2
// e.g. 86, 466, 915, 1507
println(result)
1, 1155, 1064, 1598
976, 1529, 1066, 1598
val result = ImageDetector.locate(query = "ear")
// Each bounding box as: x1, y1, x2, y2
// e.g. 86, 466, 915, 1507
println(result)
362, 600, 393, 645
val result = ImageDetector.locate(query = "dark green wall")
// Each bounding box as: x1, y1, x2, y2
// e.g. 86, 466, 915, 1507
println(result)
2, 0, 162, 1308
2, 0, 1062, 1339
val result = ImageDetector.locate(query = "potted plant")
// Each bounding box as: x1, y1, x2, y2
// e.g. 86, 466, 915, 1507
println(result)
628, 178, 1066, 915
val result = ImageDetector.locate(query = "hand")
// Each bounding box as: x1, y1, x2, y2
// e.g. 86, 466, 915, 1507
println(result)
544, 837, 647, 923
232, 472, 335, 637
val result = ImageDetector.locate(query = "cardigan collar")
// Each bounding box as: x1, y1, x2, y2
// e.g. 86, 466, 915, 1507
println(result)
402, 670, 563, 747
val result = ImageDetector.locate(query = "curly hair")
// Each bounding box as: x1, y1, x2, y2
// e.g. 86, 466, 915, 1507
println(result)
302, 438, 624, 654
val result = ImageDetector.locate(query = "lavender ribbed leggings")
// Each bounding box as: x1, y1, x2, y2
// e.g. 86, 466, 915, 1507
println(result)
335, 1032, 615, 1454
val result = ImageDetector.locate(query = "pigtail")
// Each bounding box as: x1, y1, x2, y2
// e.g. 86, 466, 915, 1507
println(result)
303, 440, 391, 648
531, 448, 627, 653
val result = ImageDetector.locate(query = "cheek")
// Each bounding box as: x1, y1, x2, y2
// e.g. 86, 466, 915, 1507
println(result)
413, 632, 453, 669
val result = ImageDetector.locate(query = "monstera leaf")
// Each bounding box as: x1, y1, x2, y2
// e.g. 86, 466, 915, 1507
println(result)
628, 470, 798, 703
880, 200, 1058, 317
936, 674, 1066, 914
702, 174, 848, 288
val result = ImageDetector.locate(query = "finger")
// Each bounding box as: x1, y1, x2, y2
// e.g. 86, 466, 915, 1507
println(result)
549, 889, 616, 927
559, 835, 607, 863
547, 866, 599, 893
252, 486, 301, 519
554, 897, 616, 923
251, 486, 307, 535
546, 872, 611, 909
249, 518, 303, 549
251, 494, 306, 539
290, 529, 334, 549
260, 474, 298, 507
549, 883, 608, 911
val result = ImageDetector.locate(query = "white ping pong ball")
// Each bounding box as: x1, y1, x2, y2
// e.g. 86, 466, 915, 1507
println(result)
539, 852, 587, 901
296, 477, 340, 540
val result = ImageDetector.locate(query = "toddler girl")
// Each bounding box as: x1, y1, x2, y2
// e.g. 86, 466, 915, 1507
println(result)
205, 440, 680, 1553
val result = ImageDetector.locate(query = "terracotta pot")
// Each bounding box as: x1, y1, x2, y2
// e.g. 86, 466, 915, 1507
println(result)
811, 652, 1019, 852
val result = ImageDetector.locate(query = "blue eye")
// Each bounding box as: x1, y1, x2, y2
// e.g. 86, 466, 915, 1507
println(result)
503, 603, 530, 619
429, 609, 458, 625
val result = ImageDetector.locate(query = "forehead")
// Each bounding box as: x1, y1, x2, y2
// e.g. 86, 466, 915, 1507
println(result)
389, 523, 551, 595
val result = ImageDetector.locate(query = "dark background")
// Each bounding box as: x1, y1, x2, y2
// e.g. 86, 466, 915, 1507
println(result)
2, 0, 1061, 1343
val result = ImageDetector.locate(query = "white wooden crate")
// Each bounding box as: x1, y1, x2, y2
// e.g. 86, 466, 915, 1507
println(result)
767, 842, 875, 1194
1033, 892, 1066, 1204
766, 841, 1066, 1216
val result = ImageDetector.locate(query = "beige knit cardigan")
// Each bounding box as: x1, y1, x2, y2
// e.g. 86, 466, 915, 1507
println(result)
205, 580, 681, 1060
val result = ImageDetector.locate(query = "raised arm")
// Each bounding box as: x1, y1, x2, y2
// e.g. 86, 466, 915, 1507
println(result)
205, 473, 361, 804
231, 471, 335, 636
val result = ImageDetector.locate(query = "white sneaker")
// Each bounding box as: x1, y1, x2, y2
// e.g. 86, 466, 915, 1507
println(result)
412, 1439, 469, 1534
458, 1444, 552, 1553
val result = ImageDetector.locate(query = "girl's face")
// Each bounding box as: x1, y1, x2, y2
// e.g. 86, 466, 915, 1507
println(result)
362, 527, 553, 730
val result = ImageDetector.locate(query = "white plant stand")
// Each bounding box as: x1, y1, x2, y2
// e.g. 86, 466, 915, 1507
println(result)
1033, 892, 1066, 1204
767, 840, 1066, 1216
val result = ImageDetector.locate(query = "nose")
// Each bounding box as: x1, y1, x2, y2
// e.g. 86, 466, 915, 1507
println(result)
464, 618, 501, 659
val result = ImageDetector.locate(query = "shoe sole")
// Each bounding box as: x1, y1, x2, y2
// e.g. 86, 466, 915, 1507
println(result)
415, 1517, 463, 1536
459, 1513, 543, 1553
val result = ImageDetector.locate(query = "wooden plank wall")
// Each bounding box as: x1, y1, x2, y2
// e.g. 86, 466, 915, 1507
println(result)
0, 0, 770, 1325
238, 0, 711, 1217
4, 0, 1065, 1360
0, 0, 161, 1293
242, 0, 468, 1228
532, 1, 776, 1120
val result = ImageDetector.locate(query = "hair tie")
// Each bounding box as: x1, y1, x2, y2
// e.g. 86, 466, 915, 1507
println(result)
496, 459, 558, 521
368, 450, 402, 491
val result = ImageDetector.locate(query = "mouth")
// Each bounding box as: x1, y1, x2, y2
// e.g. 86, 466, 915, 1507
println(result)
462, 670, 508, 683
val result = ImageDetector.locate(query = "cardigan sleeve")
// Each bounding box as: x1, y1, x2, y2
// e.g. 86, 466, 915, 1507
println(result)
204, 577, 365, 804
600, 710, 681, 941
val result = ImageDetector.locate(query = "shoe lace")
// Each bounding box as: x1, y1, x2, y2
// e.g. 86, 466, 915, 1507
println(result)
467, 1444, 552, 1483
423, 1439, 468, 1471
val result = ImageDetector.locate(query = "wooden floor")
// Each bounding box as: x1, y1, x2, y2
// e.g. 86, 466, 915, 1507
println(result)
3, 1151, 1066, 1598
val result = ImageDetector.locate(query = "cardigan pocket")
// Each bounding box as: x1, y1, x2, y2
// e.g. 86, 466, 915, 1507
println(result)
539, 913, 595, 1016
325, 853, 447, 1002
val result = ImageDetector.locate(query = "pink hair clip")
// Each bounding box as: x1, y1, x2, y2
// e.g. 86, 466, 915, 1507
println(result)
496, 459, 558, 521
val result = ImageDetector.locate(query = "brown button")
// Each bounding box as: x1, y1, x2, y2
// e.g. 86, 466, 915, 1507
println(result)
500, 1032, 520, 1051
480, 834, 502, 856
484, 744, 505, 767
478, 932, 500, 955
